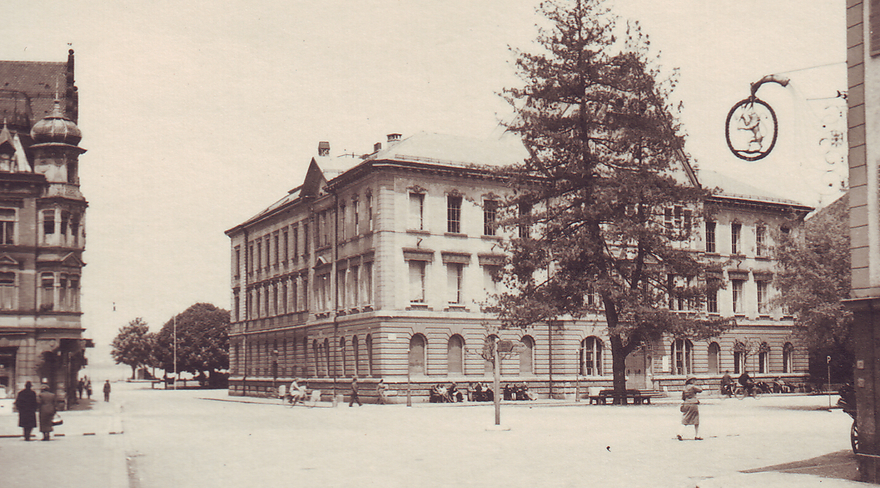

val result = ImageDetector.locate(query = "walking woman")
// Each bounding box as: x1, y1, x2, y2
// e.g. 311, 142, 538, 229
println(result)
677, 376, 703, 441
14, 381, 37, 441
37, 382, 56, 441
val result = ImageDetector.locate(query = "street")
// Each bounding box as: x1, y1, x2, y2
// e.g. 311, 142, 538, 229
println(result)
0, 382, 865, 487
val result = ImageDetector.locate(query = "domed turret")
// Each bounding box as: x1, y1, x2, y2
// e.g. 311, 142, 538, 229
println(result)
30, 99, 81, 146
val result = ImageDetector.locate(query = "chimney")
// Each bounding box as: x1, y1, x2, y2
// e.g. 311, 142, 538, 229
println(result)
387, 133, 401, 146
318, 141, 330, 157
373, 142, 382, 152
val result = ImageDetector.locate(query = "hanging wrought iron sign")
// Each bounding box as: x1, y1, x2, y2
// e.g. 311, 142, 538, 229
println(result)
725, 74, 789, 161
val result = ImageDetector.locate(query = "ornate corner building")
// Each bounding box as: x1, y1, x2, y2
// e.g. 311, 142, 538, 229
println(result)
226, 132, 813, 402
0, 50, 90, 407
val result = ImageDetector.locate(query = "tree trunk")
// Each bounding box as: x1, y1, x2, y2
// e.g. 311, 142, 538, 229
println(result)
610, 333, 628, 404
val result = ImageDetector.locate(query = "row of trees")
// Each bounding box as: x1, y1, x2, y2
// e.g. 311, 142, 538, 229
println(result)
110, 303, 230, 385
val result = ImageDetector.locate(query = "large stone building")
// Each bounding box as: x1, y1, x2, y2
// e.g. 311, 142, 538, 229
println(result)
226, 131, 812, 401
0, 50, 90, 407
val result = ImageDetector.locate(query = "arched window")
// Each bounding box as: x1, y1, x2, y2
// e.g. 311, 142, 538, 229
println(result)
312, 340, 319, 377
758, 343, 770, 374
366, 334, 373, 377
352, 335, 360, 377
409, 334, 426, 376
783, 342, 794, 374
302, 336, 308, 377
324, 338, 331, 377
672, 339, 693, 375
340, 337, 347, 377
520, 336, 535, 375
447, 335, 464, 375
708, 342, 721, 375
484, 335, 498, 374
580, 337, 603, 376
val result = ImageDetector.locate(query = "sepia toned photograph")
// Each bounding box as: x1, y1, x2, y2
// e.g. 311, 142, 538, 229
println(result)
0, 1, 867, 486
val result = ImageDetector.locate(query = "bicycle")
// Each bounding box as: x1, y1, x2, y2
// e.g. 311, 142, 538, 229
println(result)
734, 384, 761, 400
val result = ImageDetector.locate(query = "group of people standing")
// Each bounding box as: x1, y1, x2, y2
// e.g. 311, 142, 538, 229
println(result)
13, 381, 57, 441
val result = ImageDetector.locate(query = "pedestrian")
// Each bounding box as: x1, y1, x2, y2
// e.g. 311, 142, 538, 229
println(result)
677, 376, 703, 441
37, 382, 56, 441
349, 376, 362, 407
85, 378, 92, 399
103, 379, 111, 402
376, 379, 387, 405
14, 381, 37, 441
77, 378, 84, 400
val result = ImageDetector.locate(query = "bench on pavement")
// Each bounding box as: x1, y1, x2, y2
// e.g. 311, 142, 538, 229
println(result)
588, 389, 660, 405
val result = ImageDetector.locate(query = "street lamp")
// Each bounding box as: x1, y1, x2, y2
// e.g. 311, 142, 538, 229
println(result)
272, 349, 279, 394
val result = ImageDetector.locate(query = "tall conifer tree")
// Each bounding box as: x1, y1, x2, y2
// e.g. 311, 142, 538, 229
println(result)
496, 0, 729, 397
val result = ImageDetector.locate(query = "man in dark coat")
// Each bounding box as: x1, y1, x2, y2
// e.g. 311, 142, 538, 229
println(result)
37, 383, 56, 441
349, 376, 362, 407
14, 381, 37, 441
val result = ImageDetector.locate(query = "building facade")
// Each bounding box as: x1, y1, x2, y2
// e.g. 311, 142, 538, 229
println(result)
0, 50, 90, 407
226, 132, 812, 401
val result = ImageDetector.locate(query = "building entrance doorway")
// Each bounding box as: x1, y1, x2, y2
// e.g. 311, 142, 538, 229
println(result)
0, 347, 15, 397
625, 346, 647, 390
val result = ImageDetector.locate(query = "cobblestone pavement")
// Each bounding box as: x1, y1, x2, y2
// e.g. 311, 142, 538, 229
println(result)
0, 382, 867, 487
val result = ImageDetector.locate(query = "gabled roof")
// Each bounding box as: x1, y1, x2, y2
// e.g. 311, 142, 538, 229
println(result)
698, 169, 810, 209
366, 131, 528, 168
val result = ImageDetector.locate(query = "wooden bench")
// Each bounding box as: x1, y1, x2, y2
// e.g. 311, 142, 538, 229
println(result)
588, 389, 659, 405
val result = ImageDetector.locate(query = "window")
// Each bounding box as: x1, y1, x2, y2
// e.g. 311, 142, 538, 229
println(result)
409, 261, 426, 303
409, 334, 426, 376
340, 337, 347, 377
731, 223, 742, 254
518, 203, 532, 238
349, 266, 359, 308
317, 273, 331, 311
339, 205, 346, 241
758, 344, 769, 374
324, 338, 331, 377
303, 223, 309, 256
59, 274, 68, 310
281, 281, 287, 314
757, 281, 768, 314
337, 269, 346, 310
447, 263, 463, 304
0, 271, 14, 310
707, 288, 718, 314
352, 335, 359, 376
483, 265, 500, 296
234, 247, 241, 279
783, 343, 794, 374
248, 243, 254, 275
734, 351, 743, 374
732, 280, 744, 314
363, 262, 373, 305
256, 241, 262, 272
409, 193, 425, 230
69, 276, 79, 311
672, 339, 693, 375
580, 337, 603, 376
60, 211, 69, 237
366, 193, 373, 232
520, 336, 535, 374
40, 273, 54, 311
293, 225, 299, 261
366, 334, 373, 377
708, 342, 721, 374
353, 197, 359, 235
447, 195, 462, 233
273, 233, 279, 267
234, 292, 240, 322
321, 212, 329, 247
756, 225, 767, 257
70, 214, 80, 246
0, 209, 15, 245
43, 210, 55, 237
448, 335, 464, 375
705, 222, 716, 253
291, 279, 298, 311
483, 200, 498, 236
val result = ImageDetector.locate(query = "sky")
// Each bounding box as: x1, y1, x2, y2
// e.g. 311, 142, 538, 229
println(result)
0, 1, 848, 364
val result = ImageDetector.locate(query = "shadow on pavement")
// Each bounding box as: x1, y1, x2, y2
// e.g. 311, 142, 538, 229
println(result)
742, 450, 861, 482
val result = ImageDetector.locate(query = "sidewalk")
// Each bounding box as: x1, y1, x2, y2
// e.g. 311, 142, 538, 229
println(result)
0, 395, 128, 488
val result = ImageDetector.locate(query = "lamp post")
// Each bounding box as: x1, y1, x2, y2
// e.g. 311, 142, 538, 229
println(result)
173, 315, 177, 391
406, 347, 412, 408
827, 355, 832, 410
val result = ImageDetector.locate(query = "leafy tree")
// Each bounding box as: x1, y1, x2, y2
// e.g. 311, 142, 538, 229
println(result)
496, 0, 729, 398
111, 318, 156, 379
154, 303, 230, 381
774, 193, 852, 382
